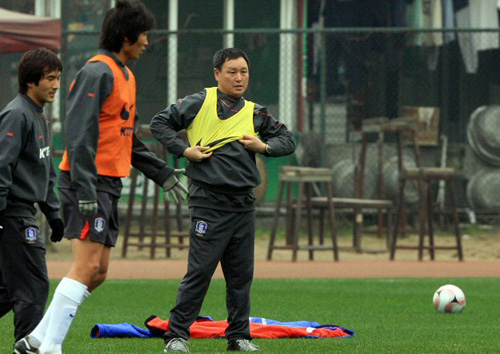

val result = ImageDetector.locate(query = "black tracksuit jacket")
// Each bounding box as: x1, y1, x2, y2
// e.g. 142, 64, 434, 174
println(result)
150, 88, 296, 211
0, 94, 60, 220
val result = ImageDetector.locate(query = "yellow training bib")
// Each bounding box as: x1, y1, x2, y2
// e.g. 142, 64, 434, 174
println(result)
187, 87, 256, 153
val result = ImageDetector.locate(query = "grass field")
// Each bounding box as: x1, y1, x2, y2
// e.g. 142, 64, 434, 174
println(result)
1, 278, 498, 353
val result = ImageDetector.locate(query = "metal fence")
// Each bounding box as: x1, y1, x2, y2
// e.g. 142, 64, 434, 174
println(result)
3, 28, 500, 213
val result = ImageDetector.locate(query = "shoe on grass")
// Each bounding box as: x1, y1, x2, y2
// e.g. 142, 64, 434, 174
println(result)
227, 339, 259, 352
13, 337, 38, 354
164, 338, 190, 353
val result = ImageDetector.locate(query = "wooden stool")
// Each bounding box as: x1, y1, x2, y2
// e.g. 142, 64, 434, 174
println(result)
120, 125, 189, 259
267, 166, 339, 262
390, 167, 464, 261
357, 119, 423, 238
121, 168, 189, 259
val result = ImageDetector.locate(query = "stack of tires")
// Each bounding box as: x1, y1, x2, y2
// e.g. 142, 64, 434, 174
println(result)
466, 105, 500, 212
331, 146, 420, 206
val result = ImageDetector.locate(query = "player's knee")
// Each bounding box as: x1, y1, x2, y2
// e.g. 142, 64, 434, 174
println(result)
75, 260, 101, 280
90, 268, 108, 289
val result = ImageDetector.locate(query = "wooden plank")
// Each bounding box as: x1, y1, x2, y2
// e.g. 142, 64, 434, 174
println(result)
310, 197, 393, 208
403, 167, 456, 179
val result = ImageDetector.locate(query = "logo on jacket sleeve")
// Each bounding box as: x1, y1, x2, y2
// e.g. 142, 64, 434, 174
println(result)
39, 146, 50, 158
25, 227, 37, 243
195, 221, 208, 236
94, 218, 106, 233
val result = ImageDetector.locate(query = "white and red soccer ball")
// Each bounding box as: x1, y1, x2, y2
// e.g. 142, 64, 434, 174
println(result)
433, 284, 466, 313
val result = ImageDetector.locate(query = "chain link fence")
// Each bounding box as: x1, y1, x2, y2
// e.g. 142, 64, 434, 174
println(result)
3, 28, 500, 215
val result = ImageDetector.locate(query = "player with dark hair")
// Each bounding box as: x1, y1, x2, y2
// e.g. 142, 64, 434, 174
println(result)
16, 49, 63, 95
14, 1, 187, 354
151, 47, 296, 352
99, 0, 154, 53
0, 48, 64, 351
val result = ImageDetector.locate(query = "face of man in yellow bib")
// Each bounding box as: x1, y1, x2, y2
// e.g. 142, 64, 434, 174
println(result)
214, 57, 249, 99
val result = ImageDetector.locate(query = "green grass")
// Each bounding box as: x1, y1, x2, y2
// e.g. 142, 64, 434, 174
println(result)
1, 278, 498, 353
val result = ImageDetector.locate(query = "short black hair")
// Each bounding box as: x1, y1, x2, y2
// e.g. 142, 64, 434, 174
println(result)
18, 48, 62, 94
99, 0, 154, 53
213, 48, 250, 71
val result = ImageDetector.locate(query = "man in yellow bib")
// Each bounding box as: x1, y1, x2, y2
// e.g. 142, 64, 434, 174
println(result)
151, 48, 296, 352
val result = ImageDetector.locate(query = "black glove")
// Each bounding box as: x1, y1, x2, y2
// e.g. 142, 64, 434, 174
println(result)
49, 218, 65, 243
0, 209, 5, 239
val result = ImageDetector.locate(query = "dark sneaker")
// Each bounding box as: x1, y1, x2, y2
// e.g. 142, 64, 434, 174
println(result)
164, 338, 190, 353
13, 337, 38, 354
227, 339, 259, 352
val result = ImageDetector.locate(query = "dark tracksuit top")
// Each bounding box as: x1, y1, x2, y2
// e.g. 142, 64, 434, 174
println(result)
59, 50, 173, 197
150, 88, 296, 342
0, 93, 59, 341
0, 94, 60, 219
150, 88, 296, 211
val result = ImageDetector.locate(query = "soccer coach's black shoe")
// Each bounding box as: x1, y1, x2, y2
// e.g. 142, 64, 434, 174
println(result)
227, 339, 259, 352
13, 337, 39, 354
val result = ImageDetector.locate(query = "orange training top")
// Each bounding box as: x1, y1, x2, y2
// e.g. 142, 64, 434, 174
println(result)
60, 54, 136, 177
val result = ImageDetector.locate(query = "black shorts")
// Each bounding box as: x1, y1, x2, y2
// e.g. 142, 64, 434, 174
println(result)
59, 188, 120, 247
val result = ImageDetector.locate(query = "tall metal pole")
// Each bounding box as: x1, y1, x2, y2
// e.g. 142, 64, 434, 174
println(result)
279, 0, 297, 130
168, 0, 178, 105
319, 31, 326, 167
35, 0, 62, 124
223, 0, 234, 48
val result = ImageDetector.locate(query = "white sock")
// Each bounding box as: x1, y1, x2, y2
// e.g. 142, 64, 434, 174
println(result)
38, 277, 87, 354
29, 301, 54, 347
82, 289, 91, 301
31, 288, 91, 347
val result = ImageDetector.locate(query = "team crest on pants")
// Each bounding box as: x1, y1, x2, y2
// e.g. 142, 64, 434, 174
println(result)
25, 227, 37, 243
94, 218, 106, 233
195, 221, 207, 236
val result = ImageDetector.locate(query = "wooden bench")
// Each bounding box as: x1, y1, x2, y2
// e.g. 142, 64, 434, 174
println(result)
266, 166, 396, 261
310, 197, 393, 253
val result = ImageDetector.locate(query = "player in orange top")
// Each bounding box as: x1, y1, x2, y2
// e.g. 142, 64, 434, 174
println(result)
14, 2, 187, 354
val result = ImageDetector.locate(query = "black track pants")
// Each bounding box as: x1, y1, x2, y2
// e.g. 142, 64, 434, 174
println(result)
0, 216, 49, 341
165, 207, 255, 342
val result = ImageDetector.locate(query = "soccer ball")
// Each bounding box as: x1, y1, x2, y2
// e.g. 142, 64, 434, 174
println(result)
433, 284, 466, 313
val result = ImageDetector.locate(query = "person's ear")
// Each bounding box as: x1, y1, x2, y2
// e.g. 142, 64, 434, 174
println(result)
214, 68, 220, 82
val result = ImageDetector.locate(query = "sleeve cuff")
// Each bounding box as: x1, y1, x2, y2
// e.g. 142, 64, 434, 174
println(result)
173, 145, 189, 158
44, 211, 62, 222
154, 166, 175, 186
263, 143, 273, 157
